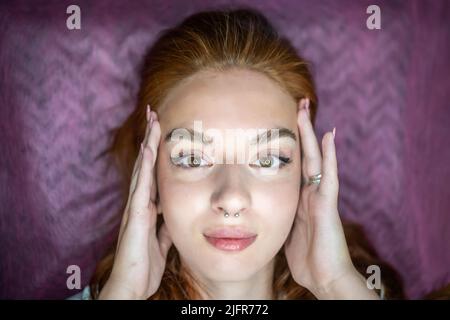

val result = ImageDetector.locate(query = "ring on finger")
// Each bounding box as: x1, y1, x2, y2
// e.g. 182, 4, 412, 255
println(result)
307, 173, 322, 185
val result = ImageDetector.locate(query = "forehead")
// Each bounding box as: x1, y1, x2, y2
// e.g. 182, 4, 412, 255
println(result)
158, 68, 297, 130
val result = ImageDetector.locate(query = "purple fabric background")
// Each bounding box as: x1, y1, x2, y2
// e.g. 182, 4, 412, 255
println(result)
0, 0, 449, 299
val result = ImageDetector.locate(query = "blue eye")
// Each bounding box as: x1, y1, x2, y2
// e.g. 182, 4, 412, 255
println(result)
250, 155, 291, 169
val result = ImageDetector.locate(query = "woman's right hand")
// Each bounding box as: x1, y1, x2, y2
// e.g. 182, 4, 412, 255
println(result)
98, 107, 172, 300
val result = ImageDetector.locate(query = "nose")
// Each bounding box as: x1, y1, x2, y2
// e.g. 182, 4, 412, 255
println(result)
210, 165, 251, 218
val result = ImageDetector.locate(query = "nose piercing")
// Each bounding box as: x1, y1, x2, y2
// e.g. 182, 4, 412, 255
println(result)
224, 211, 240, 218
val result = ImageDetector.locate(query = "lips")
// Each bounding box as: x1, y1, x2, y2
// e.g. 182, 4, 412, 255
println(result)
203, 227, 257, 251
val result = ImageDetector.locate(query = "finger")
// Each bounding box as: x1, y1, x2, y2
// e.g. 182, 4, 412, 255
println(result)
130, 105, 153, 180
150, 173, 158, 203
148, 111, 160, 203
116, 109, 161, 253
146, 112, 161, 169
297, 98, 322, 183
128, 116, 161, 223
115, 195, 152, 261
318, 128, 339, 199
157, 222, 173, 259
129, 144, 156, 227
116, 144, 145, 253
127, 109, 153, 205
128, 143, 145, 201
119, 112, 160, 244
150, 111, 161, 203
116, 143, 156, 256
115, 152, 155, 260
142, 107, 154, 150
117, 107, 153, 248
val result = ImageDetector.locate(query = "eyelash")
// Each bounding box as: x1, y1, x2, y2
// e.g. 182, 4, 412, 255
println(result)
171, 152, 211, 169
171, 152, 292, 169
250, 155, 292, 169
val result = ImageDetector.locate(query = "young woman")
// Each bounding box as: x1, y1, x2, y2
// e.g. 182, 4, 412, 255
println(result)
88, 8, 404, 300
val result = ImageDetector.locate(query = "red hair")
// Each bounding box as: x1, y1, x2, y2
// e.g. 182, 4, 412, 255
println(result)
90, 7, 404, 299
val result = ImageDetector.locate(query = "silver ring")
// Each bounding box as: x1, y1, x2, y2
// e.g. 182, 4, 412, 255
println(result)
307, 173, 322, 185
224, 211, 240, 218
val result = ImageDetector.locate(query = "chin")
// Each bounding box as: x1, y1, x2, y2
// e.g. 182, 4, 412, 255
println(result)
201, 264, 260, 282
177, 237, 280, 281
202, 251, 272, 282
179, 249, 262, 282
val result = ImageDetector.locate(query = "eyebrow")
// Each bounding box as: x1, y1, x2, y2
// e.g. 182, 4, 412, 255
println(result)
164, 127, 296, 145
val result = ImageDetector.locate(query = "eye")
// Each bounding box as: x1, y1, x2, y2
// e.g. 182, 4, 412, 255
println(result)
250, 155, 291, 169
171, 152, 212, 169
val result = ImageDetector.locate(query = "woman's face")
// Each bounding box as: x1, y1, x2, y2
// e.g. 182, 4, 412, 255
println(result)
156, 68, 301, 282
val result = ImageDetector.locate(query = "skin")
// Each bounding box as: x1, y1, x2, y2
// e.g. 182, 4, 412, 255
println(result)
99, 68, 379, 300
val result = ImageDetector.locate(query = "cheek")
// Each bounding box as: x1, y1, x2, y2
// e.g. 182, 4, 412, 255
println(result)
156, 162, 210, 242
157, 181, 190, 231
254, 180, 299, 236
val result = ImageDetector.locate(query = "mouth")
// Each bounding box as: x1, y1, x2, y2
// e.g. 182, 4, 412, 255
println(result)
203, 227, 258, 252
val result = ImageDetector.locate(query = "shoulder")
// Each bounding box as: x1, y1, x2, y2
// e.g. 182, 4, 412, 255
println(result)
66, 286, 92, 300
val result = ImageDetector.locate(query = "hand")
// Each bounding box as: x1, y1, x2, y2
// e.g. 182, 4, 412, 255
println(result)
284, 98, 378, 299
98, 107, 172, 300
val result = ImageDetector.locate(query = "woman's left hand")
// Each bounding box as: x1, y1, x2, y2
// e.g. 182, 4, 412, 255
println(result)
284, 98, 379, 299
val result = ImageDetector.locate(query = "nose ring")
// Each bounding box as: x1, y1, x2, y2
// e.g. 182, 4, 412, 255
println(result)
224, 211, 239, 218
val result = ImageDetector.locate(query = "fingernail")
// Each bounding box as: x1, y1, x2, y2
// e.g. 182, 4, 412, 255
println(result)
332, 127, 336, 139
146, 105, 151, 122
140, 142, 144, 154
149, 112, 154, 128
